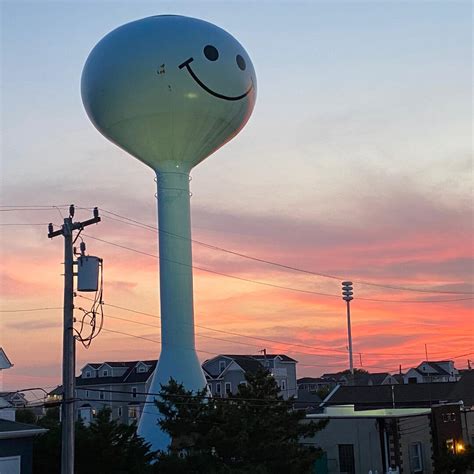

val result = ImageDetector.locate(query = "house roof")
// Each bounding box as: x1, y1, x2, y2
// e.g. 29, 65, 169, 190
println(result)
297, 377, 333, 384
0, 348, 13, 370
204, 354, 294, 378
252, 354, 297, 362
416, 361, 455, 376
207, 355, 263, 377
324, 377, 472, 409
0, 419, 47, 439
50, 360, 158, 395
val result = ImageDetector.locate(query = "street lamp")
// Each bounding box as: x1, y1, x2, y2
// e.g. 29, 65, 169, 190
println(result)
342, 281, 354, 383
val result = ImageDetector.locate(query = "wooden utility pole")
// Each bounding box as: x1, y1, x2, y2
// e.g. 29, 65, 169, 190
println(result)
48, 205, 100, 474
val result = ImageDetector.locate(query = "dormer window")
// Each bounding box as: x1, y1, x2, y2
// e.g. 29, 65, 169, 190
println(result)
85, 370, 91, 378
137, 366, 147, 373
102, 370, 108, 377
219, 360, 226, 372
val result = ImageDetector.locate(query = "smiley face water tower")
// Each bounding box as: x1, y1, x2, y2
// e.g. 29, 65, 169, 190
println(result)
81, 15, 257, 450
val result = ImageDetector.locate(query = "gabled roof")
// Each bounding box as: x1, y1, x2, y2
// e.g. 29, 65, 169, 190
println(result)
216, 356, 263, 376
0, 419, 47, 439
416, 361, 454, 376
51, 359, 158, 395
298, 377, 334, 384
0, 348, 13, 370
323, 379, 472, 409
252, 354, 297, 362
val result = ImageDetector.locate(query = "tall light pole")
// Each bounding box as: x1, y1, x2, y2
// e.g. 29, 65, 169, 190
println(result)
342, 281, 354, 383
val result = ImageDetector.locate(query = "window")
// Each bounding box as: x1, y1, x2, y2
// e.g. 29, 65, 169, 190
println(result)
132, 387, 137, 398
128, 406, 139, 419
137, 365, 146, 373
408, 377, 418, 384
225, 382, 232, 395
219, 360, 226, 373
409, 442, 423, 472
442, 412, 456, 422
102, 369, 108, 377
118, 407, 122, 417
446, 439, 455, 454
338, 444, 355, 473
79, 407, 92, 425
281, 379, 286, 391
238, 381, 246, 387
85, 370, 91, 378
85, 390, 89, 398
99, 389, 105, 400
215, 383, 222, 396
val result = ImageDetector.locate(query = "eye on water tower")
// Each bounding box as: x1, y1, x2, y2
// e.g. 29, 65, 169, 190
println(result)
81, 15, 257, 451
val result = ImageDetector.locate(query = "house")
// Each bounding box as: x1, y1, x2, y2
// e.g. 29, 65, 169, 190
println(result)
403, 360, 459, 384
319, 371, 399, 386
0, 392, 28, 408
202, 354, 298, 400
318, 371, 474, 471
0, 398, 15, 422
0, 349, 17, 422
0, 348, 13, 393
297, 377, 337, 393
0, 348, 13, 371
48, 359, 158, 426
0, 419, 47, 474
304, 405, 433, 473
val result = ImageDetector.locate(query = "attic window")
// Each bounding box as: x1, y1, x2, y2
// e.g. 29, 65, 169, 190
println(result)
102, 370, 109, 377
85, 370, 91, 378
137, 366, 146, 373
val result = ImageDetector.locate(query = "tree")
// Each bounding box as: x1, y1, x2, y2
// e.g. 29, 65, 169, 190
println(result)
33, 408, 156, 474
15, 408, 37, 424
154, 368, 328, 474
434, 445, 474, 474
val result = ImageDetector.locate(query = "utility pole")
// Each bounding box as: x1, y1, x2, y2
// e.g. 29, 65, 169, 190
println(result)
48, 205, 100, 474
342, 281, 354, 384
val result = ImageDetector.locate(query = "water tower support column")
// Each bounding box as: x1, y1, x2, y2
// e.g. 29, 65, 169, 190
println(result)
137, 168, 207, 451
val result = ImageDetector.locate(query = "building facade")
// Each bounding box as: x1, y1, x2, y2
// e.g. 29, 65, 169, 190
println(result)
203, 354, 297, 400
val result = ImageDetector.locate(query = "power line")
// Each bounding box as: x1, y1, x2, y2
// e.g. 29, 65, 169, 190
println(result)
96, 207, 474, 296
2, 205, 472, 297
0, 307, 62, 313
88, 298, 470, 358
82, 233, 474, 304
1, 300, 470, 364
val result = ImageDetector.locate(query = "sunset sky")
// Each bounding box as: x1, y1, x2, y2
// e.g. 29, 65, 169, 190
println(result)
1, 1, 472, 393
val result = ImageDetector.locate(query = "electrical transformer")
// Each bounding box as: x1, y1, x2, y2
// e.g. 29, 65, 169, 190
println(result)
77, 256, 100, 292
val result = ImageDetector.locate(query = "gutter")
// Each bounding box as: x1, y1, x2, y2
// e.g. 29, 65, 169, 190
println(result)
0, 428, 47, 439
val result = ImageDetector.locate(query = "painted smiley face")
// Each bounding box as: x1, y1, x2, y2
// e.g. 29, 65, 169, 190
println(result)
178, 44, 254, 101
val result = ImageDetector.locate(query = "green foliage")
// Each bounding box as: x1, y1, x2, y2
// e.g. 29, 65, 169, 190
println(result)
434, 444, 474, 474
337, 368, 368, 376
15, 408, 37, 424
315, 387, 330, 400
33, 408, 156, 474
154, 368, 327, 474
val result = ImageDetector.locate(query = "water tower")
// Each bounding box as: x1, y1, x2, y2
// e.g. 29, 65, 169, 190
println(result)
81, 15, 257, 451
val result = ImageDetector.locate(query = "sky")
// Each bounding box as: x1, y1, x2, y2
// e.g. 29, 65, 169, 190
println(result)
0, 1, 472, 392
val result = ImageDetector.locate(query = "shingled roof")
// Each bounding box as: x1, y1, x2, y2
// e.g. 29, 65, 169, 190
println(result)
49, 360, 158, 395
324, 372, 474, 409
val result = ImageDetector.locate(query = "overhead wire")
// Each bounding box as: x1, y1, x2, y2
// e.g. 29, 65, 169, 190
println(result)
81, 233, 474, 304
95, 207, 474, 296
77, 295, 471, 360
2, 205, 472, 297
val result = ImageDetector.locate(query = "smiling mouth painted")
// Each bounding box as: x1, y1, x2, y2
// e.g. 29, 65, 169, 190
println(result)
178, 57, 253, 101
